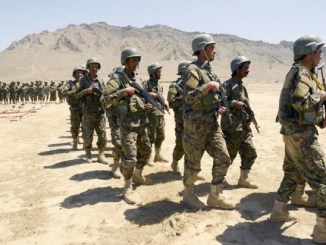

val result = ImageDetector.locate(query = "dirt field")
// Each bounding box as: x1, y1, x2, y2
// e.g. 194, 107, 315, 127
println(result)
0, 82, 324, 245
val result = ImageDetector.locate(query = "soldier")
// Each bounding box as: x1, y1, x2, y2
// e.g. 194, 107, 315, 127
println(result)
105, 66, 125, 179
269, 35, 326, 244
16, 81, 22, 103
43, 81, 49, 102
36, 81, 43, 102
220, 56, 258, 189
57, 81, 65, 103
101, 47, 152, 205
1, 83, 8, 104
62, 66, 85, 150
76, 57, 108, 164
28, 81, 37, 104
49, 81, 57, 102
167, 61, 191, 172
182, 33, 233, 209
9, 81, 16, 104
143, 62, 169, 163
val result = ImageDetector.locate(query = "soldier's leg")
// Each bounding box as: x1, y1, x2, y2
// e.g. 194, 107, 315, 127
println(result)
172, 115, 184, 171
70, 110, 80, 150
132, 125, 152, 185
82, 112, 95, 163
238, 131, 258, 188
154, 116, 167, 162
206, 126, 234, 209
95, 113, 107, 164
182, 118, 206, 209
108, 114, 122, 178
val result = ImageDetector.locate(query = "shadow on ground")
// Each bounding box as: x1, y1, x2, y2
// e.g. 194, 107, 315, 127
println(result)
44, 158, 85, 169
70, 170, 112, 182
146, 171, 182, 184
61, 186, 123, 208
124, 199, 188, 225
216, 219, 313, 245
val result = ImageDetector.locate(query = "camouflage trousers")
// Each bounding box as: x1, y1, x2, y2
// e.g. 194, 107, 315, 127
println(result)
70, 109, 83, 139
183, 111, 231, 185
277, 134, 326, 217
107, 113, 122, 162
148, 114, 165, 149
223, 129, 257, 170
120, 125, 151, 180
82, 111, 107, 150
172, 112, 184, 161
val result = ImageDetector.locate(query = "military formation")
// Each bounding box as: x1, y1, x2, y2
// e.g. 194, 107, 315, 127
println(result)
0, 80, 67, 105
5, 32, 323, 243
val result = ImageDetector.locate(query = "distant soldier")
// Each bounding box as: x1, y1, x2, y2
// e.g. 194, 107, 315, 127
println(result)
182, 33, 233, 210
57, 81, 65, 103
28, 81, 37, 103
143, 62, 169, 163
16, 81, 22, 103
167, 61, 191, 172
101, 47, 153, 205
49, 81, 57, 102
1, 83, 8, 104
269, 34, 326, 244
63, 66, 86, 150
43, 81, 49, 102
22, 83, 29, 103
36, 81, 43, 102
76, 57, 107, 164
9, 81, 16, 104
221, 56, 258, 189
0, 81, 2, 103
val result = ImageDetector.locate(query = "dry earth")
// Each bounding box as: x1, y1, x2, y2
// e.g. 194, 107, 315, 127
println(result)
0, 82, 325, 245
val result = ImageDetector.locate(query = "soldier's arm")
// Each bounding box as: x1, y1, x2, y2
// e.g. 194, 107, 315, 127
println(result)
292, 73, 324, 112
101, 77, 127, 109
167, 84, 182, 109
183, 68, 209, 105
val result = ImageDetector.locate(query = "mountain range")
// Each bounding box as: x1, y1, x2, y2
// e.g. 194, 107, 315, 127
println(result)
0, 22, 316, 83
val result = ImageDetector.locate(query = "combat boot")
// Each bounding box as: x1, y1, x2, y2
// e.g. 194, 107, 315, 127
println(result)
182, 173, 205, 209
291, 184, 315, 207
111, 159, 121, 179
238, 169, 258, 189
85, 149, 92, 163
313, 216, 326, 244
207, 184, 235, 210
122, 180, 140, 205
269, 199, 296, 222
97, 149, 108, 164
132, 168, 152, 185
154, 147, 168, 163
171, 159, 180, 172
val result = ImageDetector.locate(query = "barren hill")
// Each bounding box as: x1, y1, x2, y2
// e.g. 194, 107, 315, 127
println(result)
0, 22, 298, 83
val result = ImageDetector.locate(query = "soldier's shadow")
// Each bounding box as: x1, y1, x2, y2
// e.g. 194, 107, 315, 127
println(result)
124, 199, 188, 226
48, 142, 71, 147
44, 158, 85, 169
39, 148, 70, 156
70, 170, 113, 182
216, 219, 312, 245
146, 171, 183, 184
60, 186, 123, 209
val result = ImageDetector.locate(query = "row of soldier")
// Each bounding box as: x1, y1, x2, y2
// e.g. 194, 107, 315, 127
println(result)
64, 33, 326, 243
0, 80, 67, 104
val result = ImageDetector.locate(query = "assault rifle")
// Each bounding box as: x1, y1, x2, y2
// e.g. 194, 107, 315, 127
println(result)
232, 84, 260, 133
92, 87, 102, 96
129, 81, 165, 114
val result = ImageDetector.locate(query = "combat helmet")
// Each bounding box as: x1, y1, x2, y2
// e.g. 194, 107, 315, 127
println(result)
147, 62, 162, 76
293, 34, 325, 61
86, 57, 101, 69
230, 56, 251, 73
192, 33, 216, 55
72, 65, 86, 77
120, 47, 141, 65
177, 61, 191, 75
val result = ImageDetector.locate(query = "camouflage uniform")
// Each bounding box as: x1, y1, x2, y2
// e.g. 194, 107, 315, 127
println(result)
1, 84, 8, 104
76, 74, 107, 154
276, 63, 326, 217
49, 82, 57, 102
102, 69, 151, 180
167, 77, 185, 164
62, 79, 83, 145
9, 82, 16, 104
143, 75, 167, 162
183, 60, 231, 184
221, 77, 257, 170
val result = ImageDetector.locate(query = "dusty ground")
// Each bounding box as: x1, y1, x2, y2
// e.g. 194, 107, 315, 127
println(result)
0, 82, 324, 245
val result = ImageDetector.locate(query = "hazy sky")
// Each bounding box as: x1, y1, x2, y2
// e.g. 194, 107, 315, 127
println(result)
1, 0, 325, 52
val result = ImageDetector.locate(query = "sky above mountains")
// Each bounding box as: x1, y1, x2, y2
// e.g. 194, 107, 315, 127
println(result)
1, 0, 325, 52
